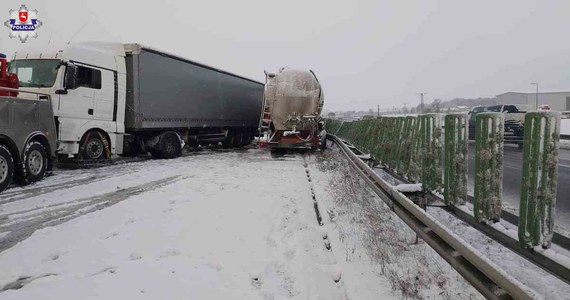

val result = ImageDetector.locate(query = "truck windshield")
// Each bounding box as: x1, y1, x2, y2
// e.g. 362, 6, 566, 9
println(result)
486, 105, 502, 112
8, 59, 60, 88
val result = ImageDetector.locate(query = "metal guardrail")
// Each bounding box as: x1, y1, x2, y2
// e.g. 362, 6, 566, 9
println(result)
328, 134, 538, 300
447, 202, 570, 285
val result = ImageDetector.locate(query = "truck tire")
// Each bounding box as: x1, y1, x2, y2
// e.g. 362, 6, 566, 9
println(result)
0, 144, 14, 193
80, 132, 110, 160
155, 132, 182, 159
16, 141, 47, 185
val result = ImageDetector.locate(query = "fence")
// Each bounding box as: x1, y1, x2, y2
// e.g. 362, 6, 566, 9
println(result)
325, 111, 562, 249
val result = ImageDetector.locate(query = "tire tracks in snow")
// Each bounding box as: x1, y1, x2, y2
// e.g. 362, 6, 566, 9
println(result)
0, 165, 140, 205
0, 149, 216, 203
303, 154, 347, 296
0, 175, 184, 253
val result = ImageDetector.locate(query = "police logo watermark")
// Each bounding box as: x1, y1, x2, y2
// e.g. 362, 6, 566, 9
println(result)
4, 5, 42, 43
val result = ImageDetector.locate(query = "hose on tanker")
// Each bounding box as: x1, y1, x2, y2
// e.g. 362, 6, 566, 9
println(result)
294, 132, 313, 142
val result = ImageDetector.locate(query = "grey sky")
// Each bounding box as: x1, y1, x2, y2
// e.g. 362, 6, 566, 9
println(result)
1, 0, 569, 111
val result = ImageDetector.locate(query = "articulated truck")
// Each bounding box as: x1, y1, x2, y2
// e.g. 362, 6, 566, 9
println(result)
0, 42, 264, 193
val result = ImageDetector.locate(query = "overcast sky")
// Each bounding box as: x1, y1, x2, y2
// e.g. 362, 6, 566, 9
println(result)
1, 0, 569, 111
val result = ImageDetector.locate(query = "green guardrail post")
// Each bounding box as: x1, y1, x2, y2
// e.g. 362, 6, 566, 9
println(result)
420, 114, 443, 192
519, 111, 561, 249
408, 115, 422, 182
393, 117, 405, 174
474, 112, 504, 223
370, 118, 383, 161
385, 117, 396, 169
399, 116, 416, 178
444, 113, 468, 206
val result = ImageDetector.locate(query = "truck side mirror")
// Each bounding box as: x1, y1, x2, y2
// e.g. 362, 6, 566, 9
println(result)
64, 63, 79, 90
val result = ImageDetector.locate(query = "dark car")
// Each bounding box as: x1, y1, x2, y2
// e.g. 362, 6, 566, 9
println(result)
468, 106, 487, 139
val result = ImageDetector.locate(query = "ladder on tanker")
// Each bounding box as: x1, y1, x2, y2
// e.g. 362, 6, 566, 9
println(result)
259, 104, 272, 143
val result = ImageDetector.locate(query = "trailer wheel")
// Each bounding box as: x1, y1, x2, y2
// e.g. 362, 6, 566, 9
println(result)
157, 132, 182, 159
80, 132, 110, 160
16, 141, 47, 185
0, 144, 14, 193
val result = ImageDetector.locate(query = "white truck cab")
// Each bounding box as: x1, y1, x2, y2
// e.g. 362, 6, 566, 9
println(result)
9, 42, 127, 159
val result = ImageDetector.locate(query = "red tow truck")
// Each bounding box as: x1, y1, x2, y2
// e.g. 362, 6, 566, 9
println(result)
0, 53, 19, 96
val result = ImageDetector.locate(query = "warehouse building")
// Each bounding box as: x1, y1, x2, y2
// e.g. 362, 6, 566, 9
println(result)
496, 91, 570, 111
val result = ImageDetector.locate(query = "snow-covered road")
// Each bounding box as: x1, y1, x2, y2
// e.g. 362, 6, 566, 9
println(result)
0, 149, 403, 299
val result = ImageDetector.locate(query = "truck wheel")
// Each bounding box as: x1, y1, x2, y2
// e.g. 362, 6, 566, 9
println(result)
157, 133, 182, 159
80, 132, 110, 160
16, 141, 47, 185
0, 144, 14, 193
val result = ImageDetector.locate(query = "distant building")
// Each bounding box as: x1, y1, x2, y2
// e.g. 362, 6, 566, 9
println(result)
496, 91, 570, 111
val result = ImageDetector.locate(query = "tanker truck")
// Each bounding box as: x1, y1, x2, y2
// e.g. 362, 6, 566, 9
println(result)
0, 42, 264, 193
259, 68, 326, 150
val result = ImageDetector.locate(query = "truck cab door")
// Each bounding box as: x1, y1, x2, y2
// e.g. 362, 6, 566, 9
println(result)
93, 69, 115, 124
58, 64, 98, 119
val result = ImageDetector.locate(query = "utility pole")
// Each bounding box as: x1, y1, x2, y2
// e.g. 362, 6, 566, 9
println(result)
377, 104, 380, 117
417, 93, 427, 114
531, 82, 539, 110
403, 102, 408, 114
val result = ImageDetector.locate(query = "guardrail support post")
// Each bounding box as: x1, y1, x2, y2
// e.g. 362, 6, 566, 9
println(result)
474, 112, 504, 223
444, 113, 468, 206
519, 111, 561, 249
420, 114, 443, 192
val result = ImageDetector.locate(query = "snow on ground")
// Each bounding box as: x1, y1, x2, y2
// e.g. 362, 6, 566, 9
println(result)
0, 148, 398, 299
306, 149, 483, 300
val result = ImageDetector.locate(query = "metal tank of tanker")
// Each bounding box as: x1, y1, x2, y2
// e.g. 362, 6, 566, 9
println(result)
260, 68, 326, 150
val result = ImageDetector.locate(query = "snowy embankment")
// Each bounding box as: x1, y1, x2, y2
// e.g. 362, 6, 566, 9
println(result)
0, 149, 396, 299
306, 149, 482, 299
